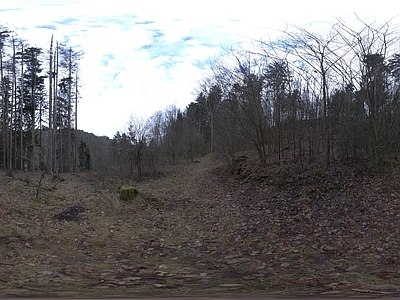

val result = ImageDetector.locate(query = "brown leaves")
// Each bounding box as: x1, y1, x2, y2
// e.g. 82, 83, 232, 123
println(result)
1, 154, 400, 296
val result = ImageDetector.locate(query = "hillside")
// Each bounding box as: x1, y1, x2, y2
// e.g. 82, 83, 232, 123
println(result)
0, 153, 400, 297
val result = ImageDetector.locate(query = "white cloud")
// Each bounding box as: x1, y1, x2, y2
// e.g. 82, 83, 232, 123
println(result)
1, 0, 399, 137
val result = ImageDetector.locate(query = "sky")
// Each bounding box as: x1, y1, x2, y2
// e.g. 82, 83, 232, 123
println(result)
0, 0, 398, 138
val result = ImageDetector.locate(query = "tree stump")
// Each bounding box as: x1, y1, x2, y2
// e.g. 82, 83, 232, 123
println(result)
120, 185, 139, 201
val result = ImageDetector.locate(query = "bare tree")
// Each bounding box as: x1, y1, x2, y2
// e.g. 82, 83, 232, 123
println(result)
336, 17, 400, 167
0, 28, 12, 173
278, 25, 345, 166
211, 50, 270, 167
264, 59, 292, 161
127, 116, 151, 178
48, 35, 54, 172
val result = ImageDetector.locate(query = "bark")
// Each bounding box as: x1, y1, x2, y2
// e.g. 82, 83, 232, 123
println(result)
48, 35, 53, 172
19, 43, 23, 170
52, 42, 58, 173
67, 47, 72, 172
30, 49, 37, 171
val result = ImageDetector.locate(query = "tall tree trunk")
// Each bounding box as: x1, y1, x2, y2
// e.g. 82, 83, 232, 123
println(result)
67, 47, 72, 172
321, 67, 330, 167
0, 32, 6, 171
30, 49, 37, 171
9, 39, 17, 175
52, 42, 58, 173
74, 69, 78, 171
19, 43, 24, 170
48, 35, 53, 172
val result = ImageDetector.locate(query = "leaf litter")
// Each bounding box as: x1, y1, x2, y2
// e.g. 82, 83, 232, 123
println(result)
1, 153, 400, 297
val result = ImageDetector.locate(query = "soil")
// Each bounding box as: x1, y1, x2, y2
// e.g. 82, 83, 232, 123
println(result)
1, 153, 400, 298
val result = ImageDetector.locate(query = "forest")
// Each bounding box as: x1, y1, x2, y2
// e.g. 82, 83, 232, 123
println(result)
1, 17, 400, 179
109, 18, 400, 179
0, 28, 82, 175
1, 17, 400, 297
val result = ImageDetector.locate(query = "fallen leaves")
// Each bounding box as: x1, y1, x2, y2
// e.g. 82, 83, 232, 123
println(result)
1, 154, 400, 296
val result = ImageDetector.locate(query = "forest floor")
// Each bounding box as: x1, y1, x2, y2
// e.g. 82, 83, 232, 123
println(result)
1, 152, 400, 298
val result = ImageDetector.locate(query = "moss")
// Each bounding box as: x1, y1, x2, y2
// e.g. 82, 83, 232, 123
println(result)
120, 185, 139, 201
235, 155, 248, 162
384, 159, 399, 169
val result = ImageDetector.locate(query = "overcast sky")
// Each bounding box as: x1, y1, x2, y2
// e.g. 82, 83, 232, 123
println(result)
0, 0, 398, 137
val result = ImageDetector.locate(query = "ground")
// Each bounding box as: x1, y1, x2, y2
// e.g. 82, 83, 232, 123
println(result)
1, 153, 400, 297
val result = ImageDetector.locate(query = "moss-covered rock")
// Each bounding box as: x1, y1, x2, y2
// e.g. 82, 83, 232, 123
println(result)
120, 185, 139, 201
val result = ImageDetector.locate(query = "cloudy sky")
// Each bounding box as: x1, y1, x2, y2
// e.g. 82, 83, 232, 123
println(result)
0, 0, 398, 137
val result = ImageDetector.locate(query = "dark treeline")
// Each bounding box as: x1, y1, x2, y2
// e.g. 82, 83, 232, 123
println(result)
112, 18, 400, 179
0, 26, 83, 175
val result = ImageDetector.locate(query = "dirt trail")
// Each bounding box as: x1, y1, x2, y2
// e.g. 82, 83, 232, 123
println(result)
138, 152, 226, 201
